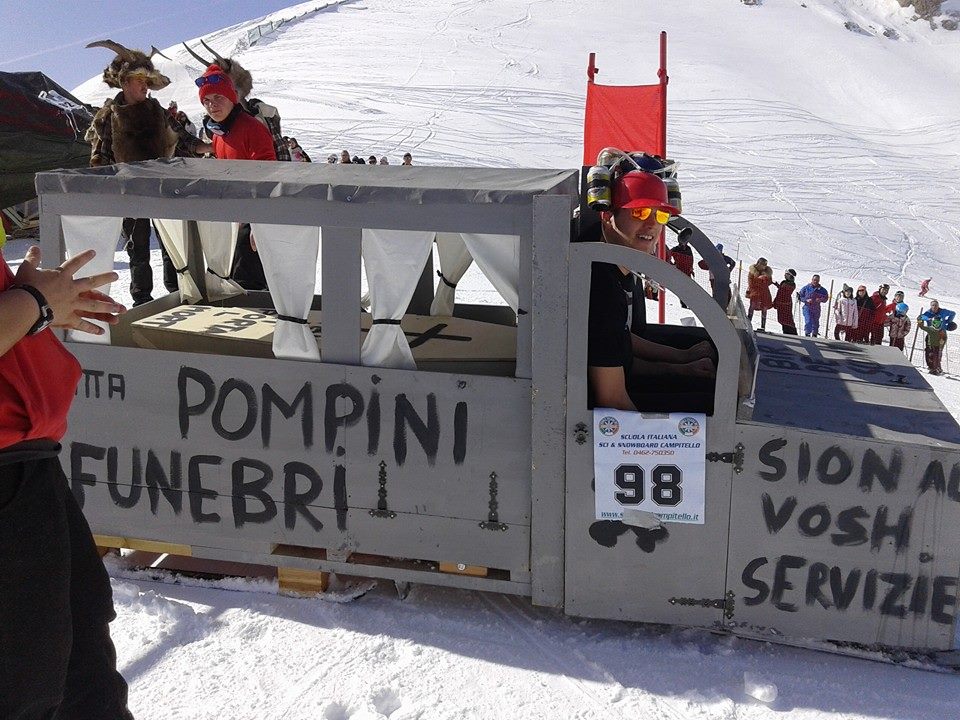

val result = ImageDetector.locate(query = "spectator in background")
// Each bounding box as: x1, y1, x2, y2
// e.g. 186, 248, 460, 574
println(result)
797, 274, 828, 337
367, 155, 378, 165
697, 242, 736, 296
850, 285, 875, 343
198, 64, 275, 291
340, 150, 352, 164
402, 152, 413, 166
919, 277, 931, 297
327, 154, 338, 163
885, 302, 912, 352
868, 283, 891, 345
353, 156, 366, 164
669, 230, 694, 279
920, 299, 957, 329
746, 257, 774, 330
832, 284, 858, 341
288, 138, 311, 162
380, 156, 389, 165
918, 316, 948, 375
772, 268, 798, 335
176, 111, 197, 137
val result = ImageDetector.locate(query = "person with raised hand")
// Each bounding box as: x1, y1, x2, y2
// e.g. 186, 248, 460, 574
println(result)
0, 239, 132, 719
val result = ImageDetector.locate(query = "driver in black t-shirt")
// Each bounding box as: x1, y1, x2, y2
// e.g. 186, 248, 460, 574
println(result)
587, 170, 715, 411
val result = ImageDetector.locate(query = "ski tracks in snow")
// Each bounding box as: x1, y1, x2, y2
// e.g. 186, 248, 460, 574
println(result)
477, 593, 691, 720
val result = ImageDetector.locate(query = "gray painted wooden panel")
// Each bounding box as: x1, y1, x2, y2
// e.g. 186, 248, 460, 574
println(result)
728, 424, 960, 650
76, 482, 529, 571
564, 243, 740, 626
529, 194, 575, 608
42, 195, 530, 237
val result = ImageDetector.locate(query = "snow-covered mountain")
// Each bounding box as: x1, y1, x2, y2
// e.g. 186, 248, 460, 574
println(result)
56, 3, 960, 719
74, 0, 960, 295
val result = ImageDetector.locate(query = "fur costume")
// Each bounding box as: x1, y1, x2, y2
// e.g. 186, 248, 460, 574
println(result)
87, 39, 170, 90
86, 94, 178, 166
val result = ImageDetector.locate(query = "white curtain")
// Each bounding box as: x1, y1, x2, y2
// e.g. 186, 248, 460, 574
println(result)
196, 221, 244, 300
361, 229, 435, 369
153, 219, 202, 303
250, 223, 321, 361
60, 215, 123, 344
460, 233, 521, 313
429, 232, 474, 316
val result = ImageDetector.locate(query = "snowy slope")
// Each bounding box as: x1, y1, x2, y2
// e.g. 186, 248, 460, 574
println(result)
45, 1, 960, 718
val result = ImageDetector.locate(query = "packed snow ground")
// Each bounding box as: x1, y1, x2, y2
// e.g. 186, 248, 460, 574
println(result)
12, 0, 958, 717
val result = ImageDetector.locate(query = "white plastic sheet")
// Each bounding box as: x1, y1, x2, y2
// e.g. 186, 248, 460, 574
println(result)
429, 232, 474, 316
153, 219, 202, 303
196, 221, 244, 300
250, 223, 321, 361
361, 229, 434, 369
60, 215, 123, 344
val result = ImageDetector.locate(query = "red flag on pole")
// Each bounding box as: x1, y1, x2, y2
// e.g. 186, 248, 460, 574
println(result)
582, 82, 665, 164
582, 35, 669, 322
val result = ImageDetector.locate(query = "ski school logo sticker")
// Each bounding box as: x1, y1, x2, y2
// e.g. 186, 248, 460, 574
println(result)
598, 416, 620, 436
678, 416, 700, 437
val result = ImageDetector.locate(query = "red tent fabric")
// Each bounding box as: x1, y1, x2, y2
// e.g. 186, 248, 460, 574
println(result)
582, 82, 664, 165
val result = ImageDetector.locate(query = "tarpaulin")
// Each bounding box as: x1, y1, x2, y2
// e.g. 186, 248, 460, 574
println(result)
582, 82, 664, 165
0, 71, 94, 209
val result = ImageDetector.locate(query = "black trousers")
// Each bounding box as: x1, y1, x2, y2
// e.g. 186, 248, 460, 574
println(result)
231, 223, 268, 291
0, 448, 133, 720
122, 218, 177, 306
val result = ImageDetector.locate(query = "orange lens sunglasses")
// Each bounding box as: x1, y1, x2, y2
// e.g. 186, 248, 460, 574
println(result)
631, 207, 671, 224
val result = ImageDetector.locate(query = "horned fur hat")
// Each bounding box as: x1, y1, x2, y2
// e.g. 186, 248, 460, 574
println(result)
88, 39, 171, 90
183, 39, 253, 100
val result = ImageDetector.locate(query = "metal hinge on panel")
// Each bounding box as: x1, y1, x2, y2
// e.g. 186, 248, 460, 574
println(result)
706, 442, 745, 474
669, 591, 735, 619
369, 460, 396, 519
479, 471, 508, 532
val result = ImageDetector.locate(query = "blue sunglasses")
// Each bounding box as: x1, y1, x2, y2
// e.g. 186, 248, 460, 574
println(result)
195, 74, 227, 88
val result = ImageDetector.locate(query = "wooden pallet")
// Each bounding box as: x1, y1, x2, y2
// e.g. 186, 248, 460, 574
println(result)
95, 535, 330, 596
94, 535, 494, 596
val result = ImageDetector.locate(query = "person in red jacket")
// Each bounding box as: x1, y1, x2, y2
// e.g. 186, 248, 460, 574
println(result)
669, 233, 695, 278
868, 283, 891, 345
198, 64, 277, 290
0, 237, 132, 718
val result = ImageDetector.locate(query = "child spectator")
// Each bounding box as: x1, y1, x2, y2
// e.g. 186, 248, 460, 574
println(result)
885, 302, 911, 352
918, 316, 948, 375
833, 284, 858, 340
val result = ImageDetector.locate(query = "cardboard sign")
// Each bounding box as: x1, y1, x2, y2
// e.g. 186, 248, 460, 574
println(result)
593, 410, 706, 524
130, 306, 516, 364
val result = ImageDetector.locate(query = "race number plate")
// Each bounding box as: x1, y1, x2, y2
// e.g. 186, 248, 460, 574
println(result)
593, 410, 706, 524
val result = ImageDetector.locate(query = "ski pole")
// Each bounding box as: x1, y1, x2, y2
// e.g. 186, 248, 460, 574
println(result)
909, 322, 920, 364
824, 279, 834, 339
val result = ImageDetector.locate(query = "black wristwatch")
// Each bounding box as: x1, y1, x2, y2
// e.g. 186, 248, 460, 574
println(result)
11, 284, 54, 335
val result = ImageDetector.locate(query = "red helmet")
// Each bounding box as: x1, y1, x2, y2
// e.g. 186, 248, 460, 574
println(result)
612, 171, 679, 215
